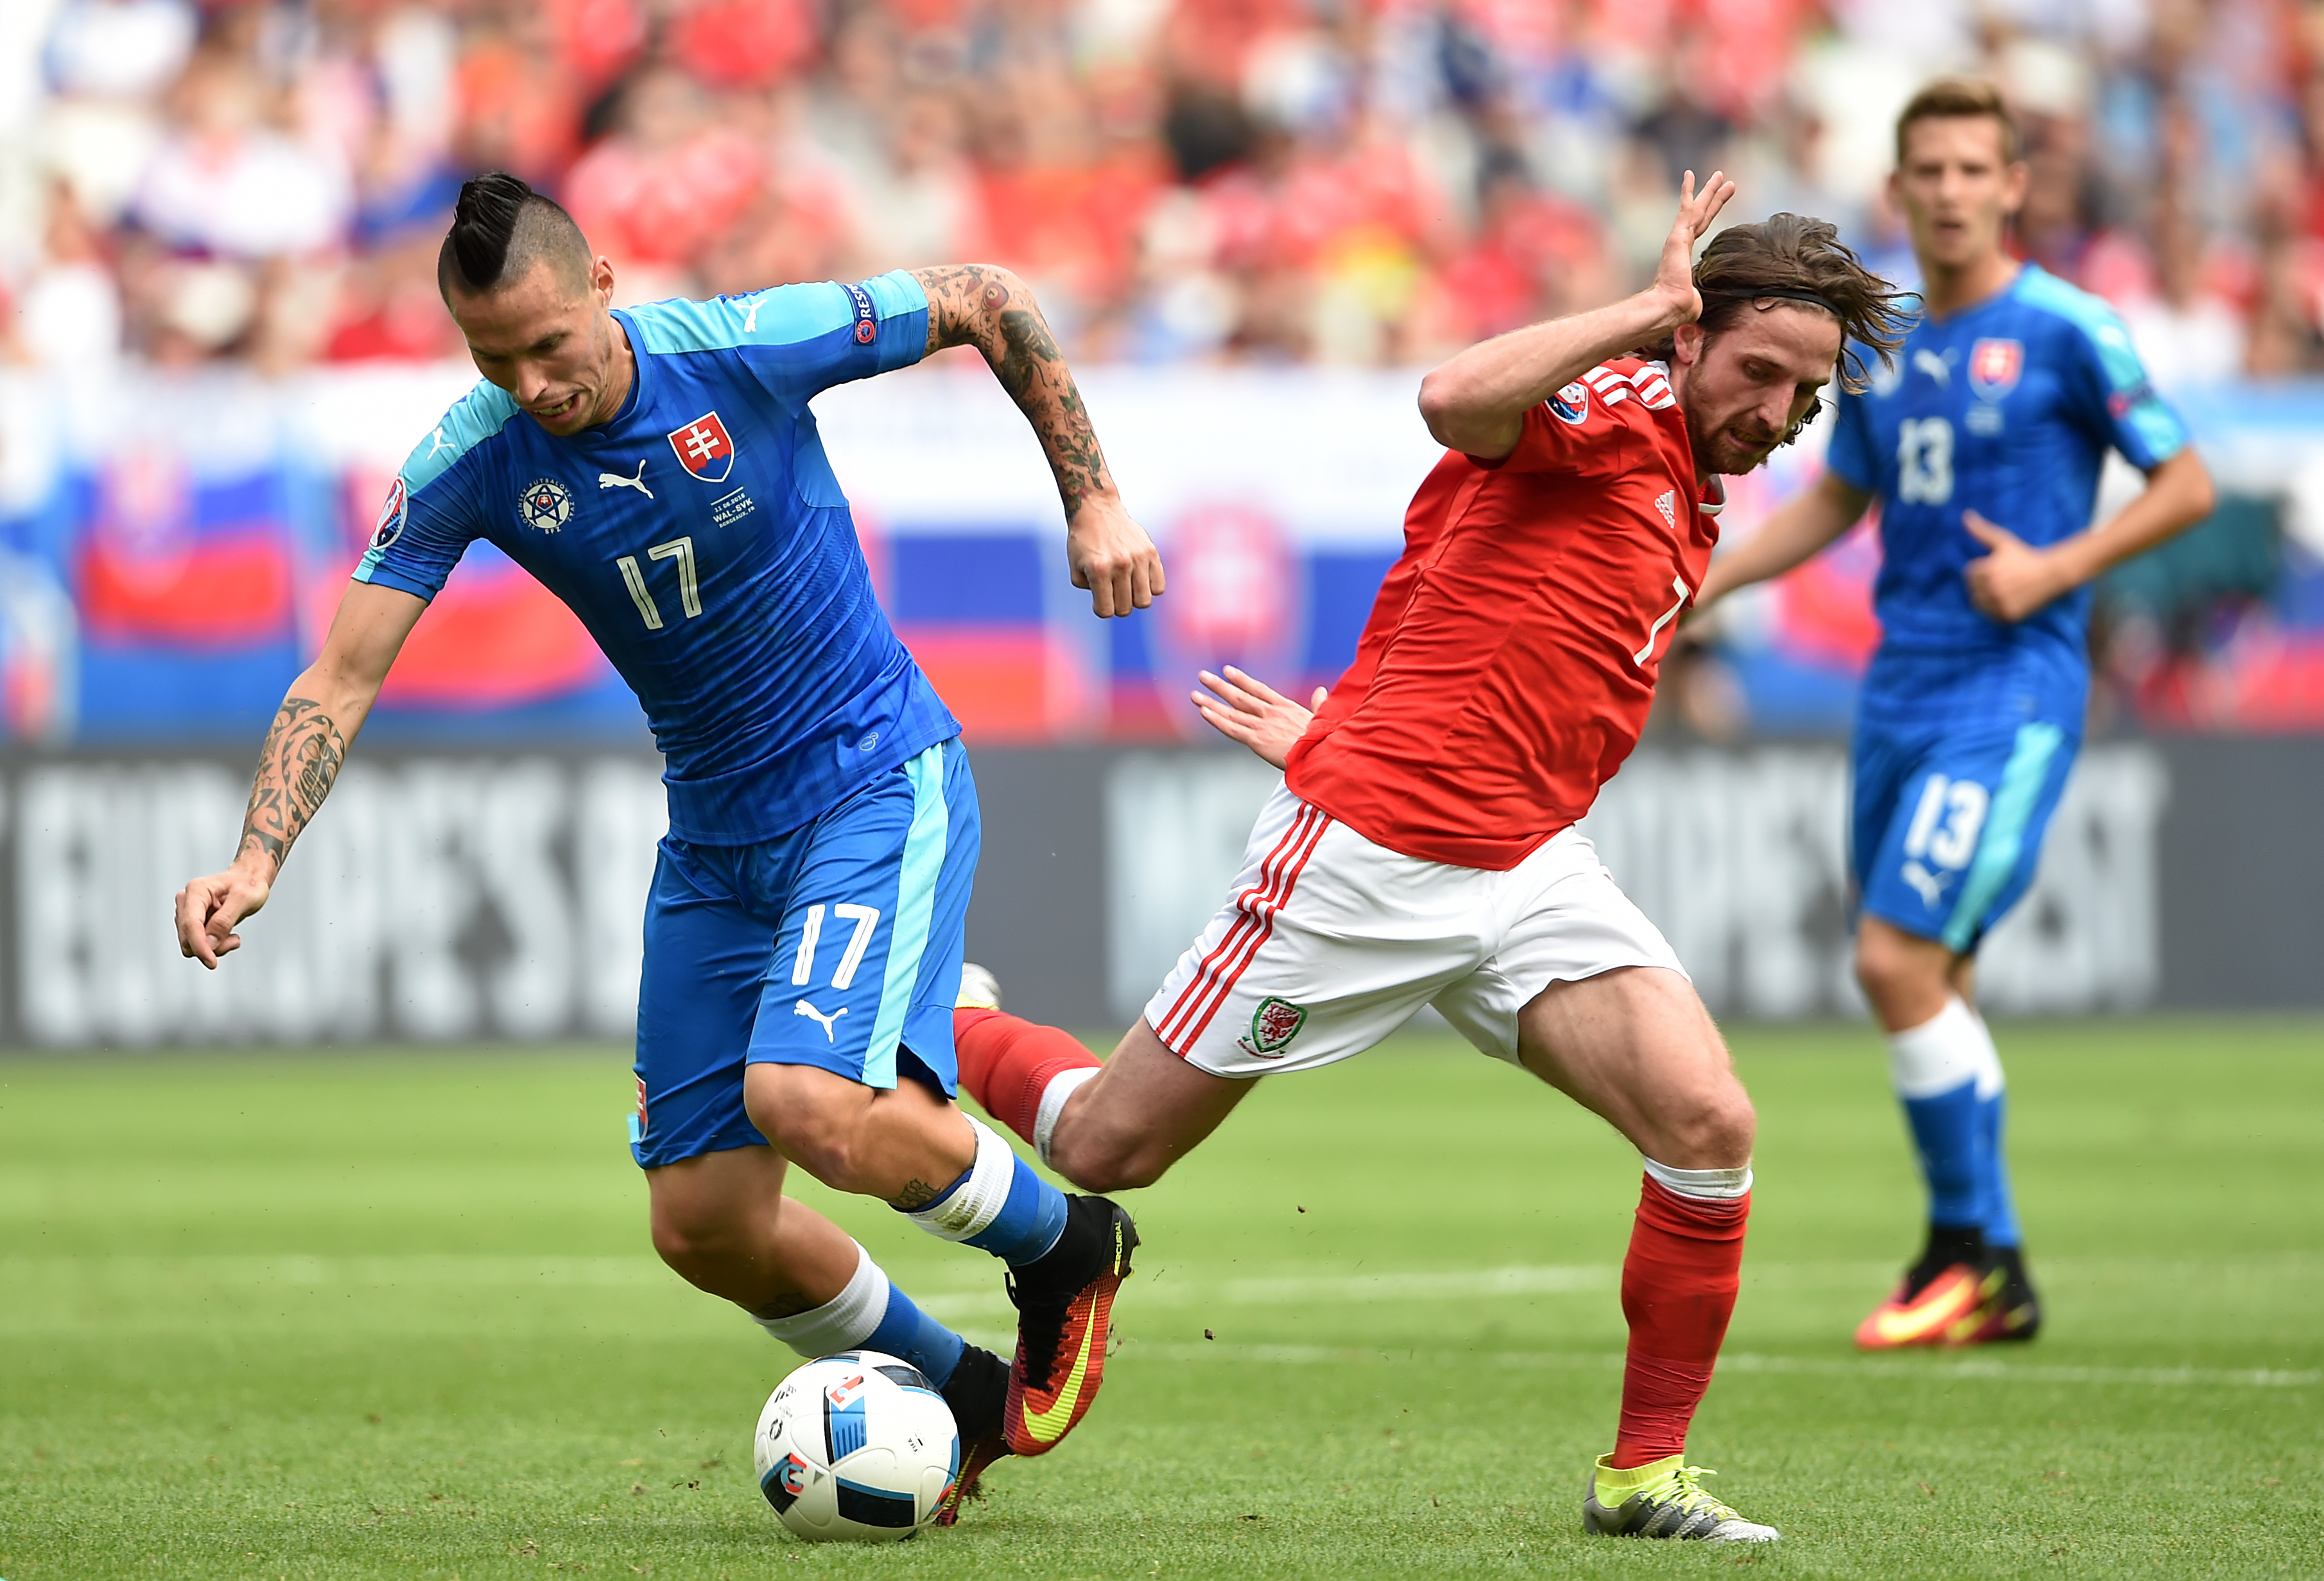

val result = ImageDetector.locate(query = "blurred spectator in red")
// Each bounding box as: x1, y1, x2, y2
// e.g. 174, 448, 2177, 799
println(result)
10, 0, 2324, 380
563, 64, 765, 296
452, 6, 583, 188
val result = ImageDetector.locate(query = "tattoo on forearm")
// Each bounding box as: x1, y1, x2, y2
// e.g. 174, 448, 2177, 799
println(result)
888, 1178, 942, 1211
236, 695, 346, 872
914, 265, 1116, 518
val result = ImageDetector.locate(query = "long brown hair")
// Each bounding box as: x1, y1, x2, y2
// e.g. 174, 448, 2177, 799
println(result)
1642, 213, 1911, 394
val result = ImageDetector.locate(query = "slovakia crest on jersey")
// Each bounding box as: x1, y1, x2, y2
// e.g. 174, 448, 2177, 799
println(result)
1969, 338, 2023, 397
1549, 381, 1591, 425
517, 477, 574, 533
668, 412, 736, 484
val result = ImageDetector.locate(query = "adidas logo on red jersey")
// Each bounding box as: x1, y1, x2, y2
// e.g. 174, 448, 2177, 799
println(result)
1655, 490, 1677, 528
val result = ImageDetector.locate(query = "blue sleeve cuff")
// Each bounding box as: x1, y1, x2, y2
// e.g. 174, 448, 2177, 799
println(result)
867, 268, 929, 375
351, 558, 441, 602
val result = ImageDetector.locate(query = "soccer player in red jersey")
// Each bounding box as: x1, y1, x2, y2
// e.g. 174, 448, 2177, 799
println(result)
951, 174, 1909, 1541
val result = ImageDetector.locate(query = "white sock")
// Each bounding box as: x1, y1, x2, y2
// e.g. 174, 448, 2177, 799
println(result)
1033, 1066, 1099, 1167
1963, 1004, 2005, 1100
755, 1243, 887, 1356
903, 1116, 1014, 1242
1888, 995, 2001, 1100
1642, 1157, 1753, 1199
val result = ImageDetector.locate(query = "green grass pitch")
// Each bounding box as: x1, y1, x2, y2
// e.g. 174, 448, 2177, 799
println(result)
3, 1019, 2319, 1579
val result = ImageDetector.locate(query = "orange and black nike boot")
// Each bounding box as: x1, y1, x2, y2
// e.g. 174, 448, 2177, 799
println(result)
1002, 1194, 1138, 1456
1943, 1243, 2043, 1346
1855, 1225, 1988, 1350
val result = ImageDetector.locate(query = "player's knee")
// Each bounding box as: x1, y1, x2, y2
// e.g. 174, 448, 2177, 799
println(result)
743, 1072, 865, 1189
1854, 925, 1941, 1013
1697, 1086, 1757, 1165
648, 1193, 742, 1282
1658, 1078, 1755, 1169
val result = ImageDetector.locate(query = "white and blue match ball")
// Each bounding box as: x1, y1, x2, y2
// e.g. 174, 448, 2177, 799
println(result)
752, 1351, 959, 1542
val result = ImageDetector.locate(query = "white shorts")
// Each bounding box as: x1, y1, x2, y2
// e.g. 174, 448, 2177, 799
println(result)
1143, 781, 1687, 1078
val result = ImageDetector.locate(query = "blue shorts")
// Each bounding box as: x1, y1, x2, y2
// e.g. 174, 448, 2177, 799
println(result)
629, 738, 978, 1171
1851, 716, 2079, 955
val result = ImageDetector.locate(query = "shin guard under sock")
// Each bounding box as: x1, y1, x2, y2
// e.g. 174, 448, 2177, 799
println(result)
1611, 1173, 1750, 1469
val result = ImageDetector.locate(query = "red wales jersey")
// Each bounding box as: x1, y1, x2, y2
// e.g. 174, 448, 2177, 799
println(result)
1283, 358, 1723, 869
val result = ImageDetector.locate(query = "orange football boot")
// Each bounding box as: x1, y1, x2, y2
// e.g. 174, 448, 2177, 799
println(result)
1003, 1195, 1138, 1456
1855, 1229, 1990, 1350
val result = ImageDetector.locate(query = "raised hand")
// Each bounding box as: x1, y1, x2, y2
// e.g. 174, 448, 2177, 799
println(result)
1963, 510, 2069, 622
1654, 169, 1738, 327
1190, 665, 1326, 770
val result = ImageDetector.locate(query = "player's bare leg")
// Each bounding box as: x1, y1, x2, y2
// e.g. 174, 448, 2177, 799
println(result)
745, 1057, 1136, 1463
1513, 965, 1751, 1168
953, 995, 1256, 1193
1513, 966, 1775, 1542
1039, 1021, 1256, 1192
646, 1144, 861, 1314
1853, 918, 2036, 1348
743, 1063, 978, 1205
644, 1142, 1014, 1514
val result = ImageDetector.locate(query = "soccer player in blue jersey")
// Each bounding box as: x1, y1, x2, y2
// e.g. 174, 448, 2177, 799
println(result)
1695, 79, 2216, 1348
173, 174, 1161, 1516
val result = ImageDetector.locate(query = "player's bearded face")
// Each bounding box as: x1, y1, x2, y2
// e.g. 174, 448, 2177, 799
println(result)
449, 256, 625, 436
1674, 308, 1841, 476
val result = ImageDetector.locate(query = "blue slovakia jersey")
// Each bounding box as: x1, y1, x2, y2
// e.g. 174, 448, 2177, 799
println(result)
1826, 263, 2187, 724
356, 270, 958, 844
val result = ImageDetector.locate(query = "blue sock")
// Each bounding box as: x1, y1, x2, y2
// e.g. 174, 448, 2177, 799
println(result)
861, 1282, 967, 1387
904, 1116, 1070, 1266
754, 1244, 967, 1386
1900, 1079, 1984, 1230
1977, 1087, 2021, 1248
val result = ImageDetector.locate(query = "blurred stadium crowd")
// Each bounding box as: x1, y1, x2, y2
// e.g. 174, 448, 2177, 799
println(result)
5, 0, 2324, 374
1, 0, 2320, 747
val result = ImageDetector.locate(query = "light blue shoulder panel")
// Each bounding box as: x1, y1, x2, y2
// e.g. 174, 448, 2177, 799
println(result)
626, 272, 931, 355
398, 380, 523, 494
2014, 266, 2187, 464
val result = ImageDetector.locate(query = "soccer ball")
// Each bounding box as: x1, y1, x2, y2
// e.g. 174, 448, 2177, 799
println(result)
752, 1351, 959, 1542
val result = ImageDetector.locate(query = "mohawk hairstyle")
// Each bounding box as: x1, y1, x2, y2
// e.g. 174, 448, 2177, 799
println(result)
437, 172, 592, 299
1643, 213, 1911, 395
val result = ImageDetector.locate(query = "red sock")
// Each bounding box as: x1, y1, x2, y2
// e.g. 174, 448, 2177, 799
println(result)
1611, 1175, 1750, 1468
952, 1009, 1102, 1146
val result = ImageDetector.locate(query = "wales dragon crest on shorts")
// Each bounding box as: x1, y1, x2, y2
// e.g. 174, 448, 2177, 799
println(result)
1239, 996, 1308, 1058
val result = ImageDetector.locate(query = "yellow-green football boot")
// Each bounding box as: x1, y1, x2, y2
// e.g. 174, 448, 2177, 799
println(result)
1583, 1454, 1780, 1542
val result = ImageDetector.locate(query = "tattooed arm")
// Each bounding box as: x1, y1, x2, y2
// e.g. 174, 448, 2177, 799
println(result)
175, 581, 426, 968
911, 264, 1164, 618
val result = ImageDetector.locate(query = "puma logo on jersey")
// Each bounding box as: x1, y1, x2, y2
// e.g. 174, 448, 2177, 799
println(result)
794, 1000, 847, 1040
1654, 490, 1677, 528
1913, 349, 1952, 386
427, 426, 453, 459
598, 459, 654, 498
1902, 859, 1952, 909
742, 293, 765, 332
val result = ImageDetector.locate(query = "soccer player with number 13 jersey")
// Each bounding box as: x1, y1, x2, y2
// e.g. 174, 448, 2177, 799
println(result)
1695, 79, 2216, 1350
